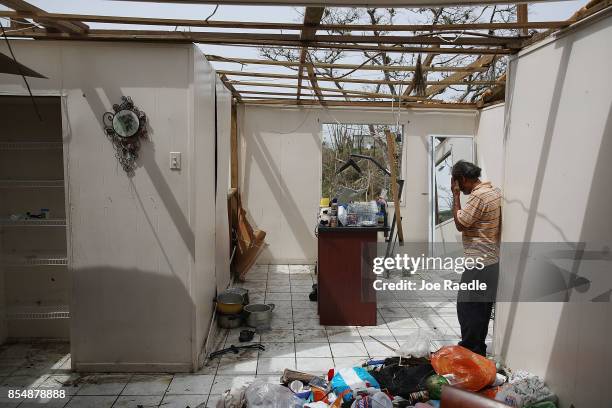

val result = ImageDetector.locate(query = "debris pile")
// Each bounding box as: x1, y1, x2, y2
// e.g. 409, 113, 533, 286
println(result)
214, 343, 559, 408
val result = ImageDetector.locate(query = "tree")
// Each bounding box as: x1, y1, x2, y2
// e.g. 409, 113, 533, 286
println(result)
259, 5, 517, 103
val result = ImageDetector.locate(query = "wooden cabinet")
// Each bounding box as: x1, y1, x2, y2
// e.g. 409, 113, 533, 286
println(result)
317, 227, 379, 326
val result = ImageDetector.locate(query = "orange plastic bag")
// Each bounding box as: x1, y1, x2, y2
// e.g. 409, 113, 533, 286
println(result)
431, 345, 496, 392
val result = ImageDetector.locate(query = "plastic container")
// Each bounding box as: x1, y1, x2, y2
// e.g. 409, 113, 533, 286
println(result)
431, 345, 496, 392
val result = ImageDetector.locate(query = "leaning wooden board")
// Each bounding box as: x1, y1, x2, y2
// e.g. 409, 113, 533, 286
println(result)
385, 129, 404, 243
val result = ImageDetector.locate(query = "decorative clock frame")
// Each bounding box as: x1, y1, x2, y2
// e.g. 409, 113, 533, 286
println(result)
102, 96, 148, 174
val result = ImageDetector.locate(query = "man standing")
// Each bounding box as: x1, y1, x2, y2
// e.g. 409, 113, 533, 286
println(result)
451, 160, 501, 356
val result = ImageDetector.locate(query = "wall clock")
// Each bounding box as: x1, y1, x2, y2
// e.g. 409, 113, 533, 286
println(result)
103, 96, 148, 174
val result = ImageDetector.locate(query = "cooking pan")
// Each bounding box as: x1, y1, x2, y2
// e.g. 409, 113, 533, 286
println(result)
216, 291, 244, 315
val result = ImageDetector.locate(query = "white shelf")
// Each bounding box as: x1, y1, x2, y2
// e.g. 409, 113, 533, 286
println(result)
0, 179, 64, 188
0, 218, 66, 227
2, 254, 68, 266
0, 142, 63, 151
6, 305, 70, 320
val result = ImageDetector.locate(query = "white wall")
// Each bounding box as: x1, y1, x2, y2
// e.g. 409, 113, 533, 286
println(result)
238, 105, 477, 263
475, 104, 505, 188
0, 41, 224, 372
495, 12, 612, 407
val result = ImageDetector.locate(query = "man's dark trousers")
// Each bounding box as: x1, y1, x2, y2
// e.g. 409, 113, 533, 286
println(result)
456, 262, 499, 356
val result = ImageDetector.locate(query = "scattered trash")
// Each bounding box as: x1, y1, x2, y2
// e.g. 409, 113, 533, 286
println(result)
238, 330, 255, 342
398, 328, 433, 358
208, 343, 265, 359
215, 383, 248, 408
309, 284, 318, 301
370, 357, 434, 399
210, 335, 560, 408
425, 374, 449, 400
431, 345, 496, 391
244, 380, 304, 408
495, 370, 558, 408
330, 367, 380, 402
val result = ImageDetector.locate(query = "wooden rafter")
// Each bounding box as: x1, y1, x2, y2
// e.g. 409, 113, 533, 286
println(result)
217, 70, 504, 86
219, 74, 242, 101
5, 29, 514, 54
238, 98, 477, 110
424, 55, 495, 97
517, 4, 529, 36
0, 11, 574, 32
0, 0, 88, 34
297, 7, 325, 102
230, 80, 447, 102
207, 55, 490, 73
105, 0, 572, 7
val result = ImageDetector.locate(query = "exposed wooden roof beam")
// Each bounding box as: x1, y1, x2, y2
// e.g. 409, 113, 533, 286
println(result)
107, 0, 566, 7
5, 29, 514, 54
238, 98, 478, 110
207, 55, 489, 73
425, 55, 495, 97
0, 11, 574, 32
297, 7, 324, 102
217, 69, 504, 86
219, 74, 243, 101
517, 4, 529, 36
0, 0, 88, 34
230, 80, 446, 102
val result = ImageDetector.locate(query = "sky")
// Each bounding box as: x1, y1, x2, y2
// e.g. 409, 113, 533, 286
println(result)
1, 1, 589, 100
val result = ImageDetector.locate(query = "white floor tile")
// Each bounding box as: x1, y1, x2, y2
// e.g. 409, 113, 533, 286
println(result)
326, 328, 361, 343
292, 300, 317, 309
65, 396, 116, 408
295, 357, 334, 376
330, 343, 368, 358
385, 317, 420, 329
363, 340, 399, 357
166, 374, 214, 395
216, 355, 258, 375
259, 343, 295, 359
121, 374, 172, 396
17, 396, 72, 408
333, 357, 369, 369
206, 394, 223, 407
159, 394, 209, 408
295, 343, 332, 358
75, 375, 131, 396
269, 318, 294, 330
257, 357, 295, 375
293, 319, 324, 330
358, 327, 395, 342
112, 395, 162, 408
259, 330, 294, 343
210, 375, 255, 394
294, 329, 327, 343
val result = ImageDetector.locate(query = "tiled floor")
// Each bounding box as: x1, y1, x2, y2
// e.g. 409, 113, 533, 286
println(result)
0, 264, 493, 407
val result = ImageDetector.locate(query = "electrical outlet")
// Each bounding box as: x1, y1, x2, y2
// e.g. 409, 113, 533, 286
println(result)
170, 152, 181, 170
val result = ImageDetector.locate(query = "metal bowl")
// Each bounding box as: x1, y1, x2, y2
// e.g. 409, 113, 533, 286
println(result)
217, 292, 244, 315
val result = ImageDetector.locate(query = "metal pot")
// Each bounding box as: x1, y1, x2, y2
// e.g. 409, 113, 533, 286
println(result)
217, 291, 244, 315
244, 303, 275, 329
218, 313, 242, 329
225, 287, 249, 305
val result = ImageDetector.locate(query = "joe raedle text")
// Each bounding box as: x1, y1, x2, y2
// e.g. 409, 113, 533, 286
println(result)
371, 254, 488, 292
372, 279, 487, 292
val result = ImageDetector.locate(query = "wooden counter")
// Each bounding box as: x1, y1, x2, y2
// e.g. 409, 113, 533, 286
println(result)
317, 226, 382, 326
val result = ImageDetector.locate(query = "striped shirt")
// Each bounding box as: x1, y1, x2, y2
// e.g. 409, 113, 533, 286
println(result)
457, 181, 502, 266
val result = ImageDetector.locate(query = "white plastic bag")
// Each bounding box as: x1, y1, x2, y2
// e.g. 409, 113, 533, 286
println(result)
216, 384, 247, 408
245, 380, 304, 408
398, 329, 433, 358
